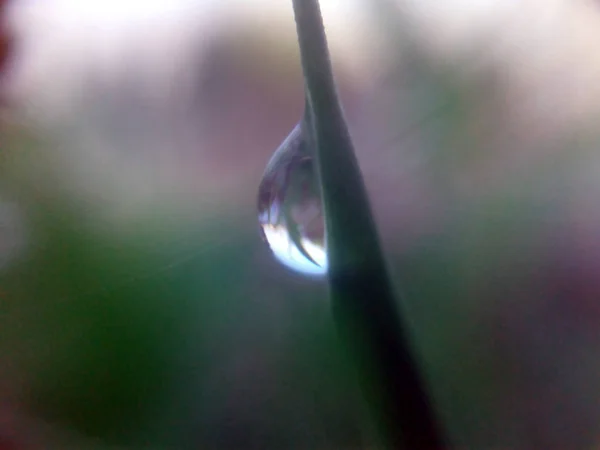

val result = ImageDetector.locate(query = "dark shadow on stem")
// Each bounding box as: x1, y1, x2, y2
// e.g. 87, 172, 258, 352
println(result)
291, 0, 450, 448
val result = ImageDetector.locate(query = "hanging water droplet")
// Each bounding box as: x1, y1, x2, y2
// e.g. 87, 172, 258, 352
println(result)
257, 123, 327, 277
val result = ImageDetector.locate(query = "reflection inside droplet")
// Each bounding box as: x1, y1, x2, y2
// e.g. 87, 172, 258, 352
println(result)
257, 123, 327, 277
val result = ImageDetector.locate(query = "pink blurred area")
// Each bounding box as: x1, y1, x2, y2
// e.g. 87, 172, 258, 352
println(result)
0, 0, 377, 230
0, 0, 12, 108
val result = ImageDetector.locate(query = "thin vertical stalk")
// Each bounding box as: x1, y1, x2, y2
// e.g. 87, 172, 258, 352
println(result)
291, 1, 448, 448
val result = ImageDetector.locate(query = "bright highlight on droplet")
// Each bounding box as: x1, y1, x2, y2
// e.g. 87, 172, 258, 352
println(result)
257, 123, 327, 277
261, 223, 327, 276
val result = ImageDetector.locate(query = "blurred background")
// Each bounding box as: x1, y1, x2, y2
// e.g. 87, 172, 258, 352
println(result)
2, 0, 600, 448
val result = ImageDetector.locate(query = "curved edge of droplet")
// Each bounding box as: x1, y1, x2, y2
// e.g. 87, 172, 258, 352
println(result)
257, 121, 327, 279
261, 221, 327, 277
259, 123, 304, 186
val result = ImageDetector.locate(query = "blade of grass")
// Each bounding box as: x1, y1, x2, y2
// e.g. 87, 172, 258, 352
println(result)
291, 1, 449, 448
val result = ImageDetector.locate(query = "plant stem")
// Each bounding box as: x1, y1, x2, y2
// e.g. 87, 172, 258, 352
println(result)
291, 1, 448, 448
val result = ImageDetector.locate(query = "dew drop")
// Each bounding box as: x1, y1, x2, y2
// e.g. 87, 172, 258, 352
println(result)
257, 123, 327, 277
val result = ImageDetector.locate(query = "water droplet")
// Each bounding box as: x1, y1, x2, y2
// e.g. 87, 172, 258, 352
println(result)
258, 123, 327, 277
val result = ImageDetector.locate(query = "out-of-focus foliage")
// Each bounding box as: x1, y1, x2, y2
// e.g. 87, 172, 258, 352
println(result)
0, 132, 366, 449
0, 0, 9, 70
0, 0, 12, 112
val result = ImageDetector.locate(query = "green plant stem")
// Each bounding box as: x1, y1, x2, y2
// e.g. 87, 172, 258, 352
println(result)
291, 1, 448, 448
